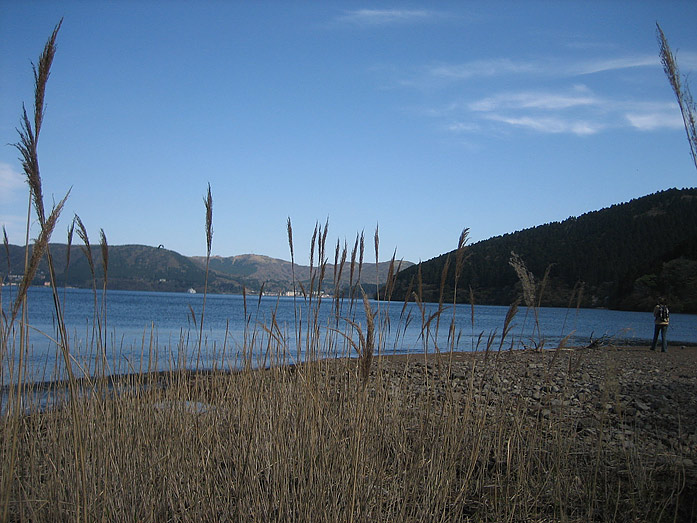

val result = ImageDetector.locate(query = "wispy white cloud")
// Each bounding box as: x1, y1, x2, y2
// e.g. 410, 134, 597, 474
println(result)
465, 85, 607, 135
446, 87, 685, 136
485, 114, 602, 136
0, 163, 24, 204
571, 55, 658, 75
338, 9, 437, 26
469, 86, 599, 112
412, 53, 681, 85
387, 43, 696, 138
445, 121, 479, 133
427, 59, 539, 80
625, 111, 684, 131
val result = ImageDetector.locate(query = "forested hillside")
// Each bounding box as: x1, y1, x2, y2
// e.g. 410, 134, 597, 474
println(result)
386, 189, 697, 313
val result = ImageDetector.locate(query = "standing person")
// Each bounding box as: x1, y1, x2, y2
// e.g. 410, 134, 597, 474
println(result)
650, 297, 670, 352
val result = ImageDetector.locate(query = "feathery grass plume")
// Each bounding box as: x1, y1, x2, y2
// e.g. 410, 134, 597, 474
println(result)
1, 228, 7, 334
198, 184, 213, 370
74, 215, 106, 372
66, 219, 74, 273
306, 220, 329, 359
99, 229, 109, 285
59, 219, 75, 318
454, 228, 470, 287
287, 217, 297, 292
378, 251, 398, 361
33, 21, 62, 139
0, 227, 7, 365
337, 240, 347, 289
349, 233, 358, 290
536, 263, 554, 309
498, 299, 519, 351
510, 252, 547, 347
435, 253, 451, 345
74, 215, 95, 281
373, 224, 379, 295
14, 20, 62, 226
348, 230, 365, 309
188, 304, 197, 329
334, 240, 347, 315
16, 107, 43, 224
310, 222, 318, 273
358, 230, 365, 282
321, 217, 329, 260
333, 238, 340, 286
509, 251, 536, 308
372, 225, 382, 358
381, 249, 397, 300
2, 226, 9, 288
657, 23, 697, 172
286, 216, 294, 261
12, 22, 69, 319
287, 217, 300, 358
360, 288, 375, 384
318, 218, 329, 296
10, 196, 67, 325
204, 183, 213, 257
99, 229, 109, 357
374, 224, 379, 266
417, 262, 424, 305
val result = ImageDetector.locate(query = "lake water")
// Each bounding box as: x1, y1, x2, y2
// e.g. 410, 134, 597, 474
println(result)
2, 286, 696, 385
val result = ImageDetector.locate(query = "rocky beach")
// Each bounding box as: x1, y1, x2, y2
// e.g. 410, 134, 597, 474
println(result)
376, 344, 697, 461
362, 344, 697, 520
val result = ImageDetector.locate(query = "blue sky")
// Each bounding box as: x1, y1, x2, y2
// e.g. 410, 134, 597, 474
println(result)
1, 1, 696, 265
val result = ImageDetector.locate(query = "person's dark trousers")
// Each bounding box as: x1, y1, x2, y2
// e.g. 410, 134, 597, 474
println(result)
651, 324, 668, 352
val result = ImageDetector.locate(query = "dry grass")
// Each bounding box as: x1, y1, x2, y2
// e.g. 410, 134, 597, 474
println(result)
1, 21, 694, 522
2, 347, 693, 521
657, 23, 697, 173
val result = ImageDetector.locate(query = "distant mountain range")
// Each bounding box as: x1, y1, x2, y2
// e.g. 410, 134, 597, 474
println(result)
385, 188, 697, 313
189, 254, 409, 295
2, 243, 412, 296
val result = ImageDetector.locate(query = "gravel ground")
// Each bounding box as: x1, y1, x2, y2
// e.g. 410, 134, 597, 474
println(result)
375, 345, 697, 464
365, 344, 697, 517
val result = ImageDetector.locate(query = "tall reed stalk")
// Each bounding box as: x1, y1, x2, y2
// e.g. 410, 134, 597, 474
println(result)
2, 20, 88, 522
196, 183, 213, 371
